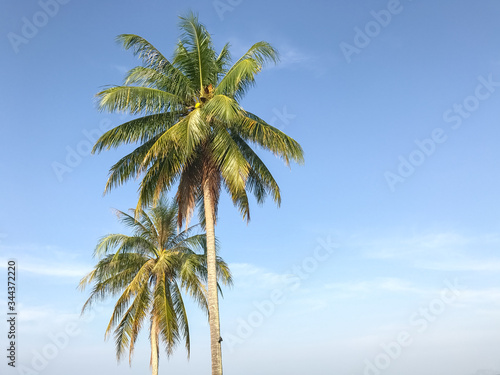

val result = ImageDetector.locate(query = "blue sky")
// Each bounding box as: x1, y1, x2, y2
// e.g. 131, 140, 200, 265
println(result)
1, 0, 500, 374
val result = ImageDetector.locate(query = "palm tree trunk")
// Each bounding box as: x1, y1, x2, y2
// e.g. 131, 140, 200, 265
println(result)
203, 181, 223, 375
151, 313, 159, 375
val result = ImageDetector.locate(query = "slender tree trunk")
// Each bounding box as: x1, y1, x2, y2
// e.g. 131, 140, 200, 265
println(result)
203, 181, 223, 375
150, 312, 159, 375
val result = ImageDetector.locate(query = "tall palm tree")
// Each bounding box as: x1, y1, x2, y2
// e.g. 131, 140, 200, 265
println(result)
92, 11, 303, 375
79, 199, 232, 375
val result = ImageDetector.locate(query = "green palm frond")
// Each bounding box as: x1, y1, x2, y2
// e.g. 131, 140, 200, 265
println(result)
176, 11, 217, 91
215, 41, 279, 100
237, 111, 304, 166
113, 276, 150, 361
79, 253, 148, 309
171, 281, 190, 357
118, 33, 194, 99
140, 110, 209, 167
94, 234, 156, 259
215, 43, 231, 79
232, 134, 281, 204
154, 275, 179, 356
201, 94, 242, 123
211, 125, 250, 193
102, 136, 160, 194
92, 114, 176, 154
127, 276, 151, 364
105, 259, 155, 339
117, 34, 170, 72
136, 153, 184, 211
113, 209, 155, 242
96, 86, 182, 115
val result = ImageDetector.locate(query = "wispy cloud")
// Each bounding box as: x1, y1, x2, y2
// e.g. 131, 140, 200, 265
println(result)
359, 231, 500, 272
417, 259, 500, 272
456, 288, 500, 306
17, 305, 58, 322
19, 261, 90, 278
111, 64, 129, 75
229, 263, 291, 289
362, 232, 469, 259
0, 300, 80, 330
0, 244, 92, 278
224, 37, 322, 74
324, 277, 426, 296
276, 45, 315, 68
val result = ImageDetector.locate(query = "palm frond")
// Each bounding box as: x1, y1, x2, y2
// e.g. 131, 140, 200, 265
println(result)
215, 41, 279, 100
118, 34, 195, 99
104, 259, 155, 339
236, 111, 304, 166
102, 136, 160, 194
113, 209, 154, 242
136, 152, 184, 211
96, 86, 182, 115
215, 43, 231, 80
113, 275, 150, 361
126, 277, 151, 364
92, 114, 177, 154
176, 11, 217, 91
154, 276, 179, 356
201, 94, 242, 123
117, 34, 170, 71
232, 134, 281, 205
211, 125, 250, 196
171, 281, 191, 357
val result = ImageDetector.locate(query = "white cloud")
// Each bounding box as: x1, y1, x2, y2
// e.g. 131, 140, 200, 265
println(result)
23, 262, 90, 278
0, 244, 93, 278
111, 64, 129, 74
0, 256, 91, 278
457, 288, 500, 306
223, 37, 321, 73
284, 296, 328, 318
229, 262, 291, 289
17, 305, 58, 322
324, 277, 425, 296
417, 259, 500, 272
276, 46, 314, 68
362, 232, 468, 259
359, 231, 500, 272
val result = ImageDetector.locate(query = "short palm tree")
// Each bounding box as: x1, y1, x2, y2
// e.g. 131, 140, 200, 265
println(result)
79, 199, 232, 375
92, 11, 303, 375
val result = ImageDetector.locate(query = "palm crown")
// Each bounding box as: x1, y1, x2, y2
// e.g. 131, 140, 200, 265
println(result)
79, 199, 232, 370
93, 12, 304, 227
